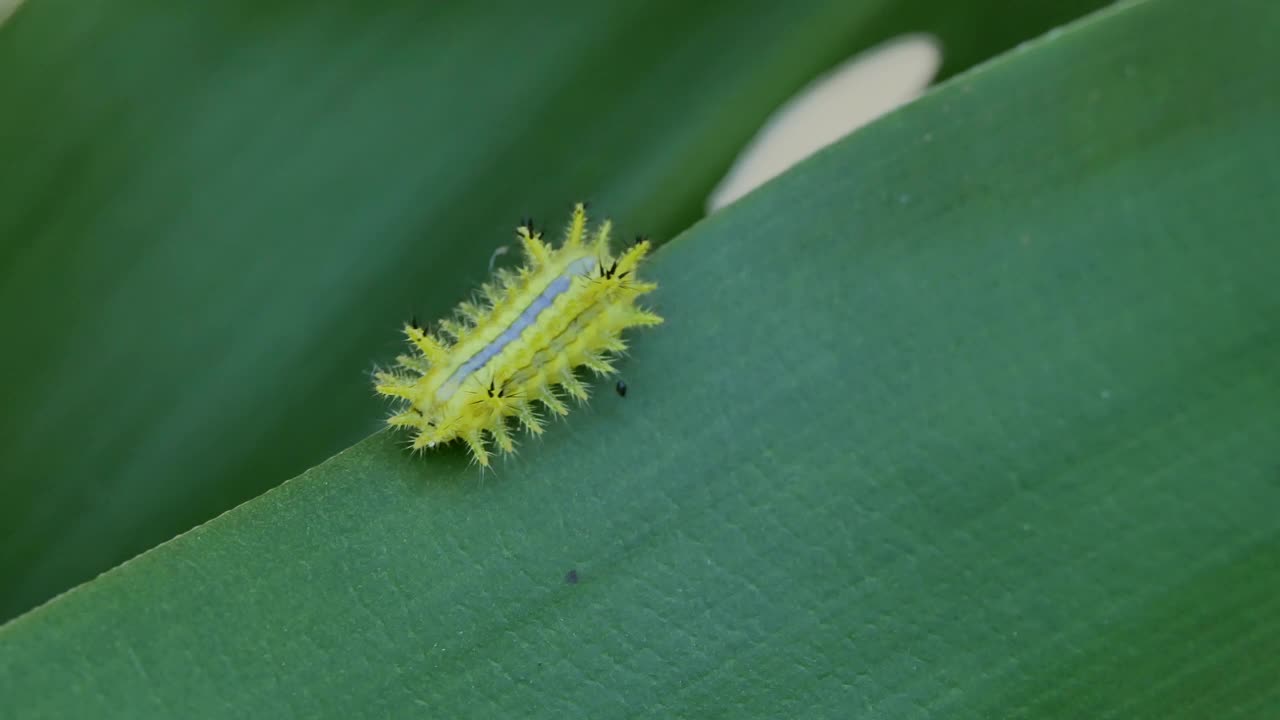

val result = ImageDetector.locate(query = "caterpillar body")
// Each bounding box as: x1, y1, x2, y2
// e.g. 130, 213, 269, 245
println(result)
374, 203, 662, 467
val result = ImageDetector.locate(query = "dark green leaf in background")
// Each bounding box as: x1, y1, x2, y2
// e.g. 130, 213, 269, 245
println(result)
2, 0, 1276, 716
0, 0, 1108, 622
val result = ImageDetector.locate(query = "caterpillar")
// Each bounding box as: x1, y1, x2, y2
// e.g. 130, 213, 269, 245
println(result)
374, 203, 662, 467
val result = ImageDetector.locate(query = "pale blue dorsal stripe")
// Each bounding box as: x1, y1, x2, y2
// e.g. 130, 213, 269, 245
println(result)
436, 256, 597, 402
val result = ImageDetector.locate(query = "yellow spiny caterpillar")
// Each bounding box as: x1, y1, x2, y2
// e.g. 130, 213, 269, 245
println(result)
374, 203, 662, 467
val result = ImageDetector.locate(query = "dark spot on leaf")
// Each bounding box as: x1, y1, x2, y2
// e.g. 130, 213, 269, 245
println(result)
564, 569, 579, 585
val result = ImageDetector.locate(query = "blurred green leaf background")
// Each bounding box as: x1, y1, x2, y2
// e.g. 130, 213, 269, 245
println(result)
4, 0, 1280, 717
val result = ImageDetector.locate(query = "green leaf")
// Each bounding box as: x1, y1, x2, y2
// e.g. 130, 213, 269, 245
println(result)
0, 0, 1109, 620
4, 0, 1277, 716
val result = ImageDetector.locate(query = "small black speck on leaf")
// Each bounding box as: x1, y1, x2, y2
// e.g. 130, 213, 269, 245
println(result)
615, 380, 627, 398
565, 569, 579, 585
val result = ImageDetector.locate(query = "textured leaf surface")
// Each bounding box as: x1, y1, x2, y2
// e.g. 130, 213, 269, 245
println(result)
0, 0, 1108, 622
3, 0, 1277, 717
